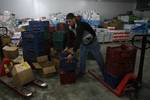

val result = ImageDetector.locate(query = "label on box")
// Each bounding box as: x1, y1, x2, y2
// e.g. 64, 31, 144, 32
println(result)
22, 62, 30, 70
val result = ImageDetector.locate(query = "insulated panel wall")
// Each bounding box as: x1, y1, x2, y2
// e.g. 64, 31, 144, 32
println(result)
0, 0, 135, 18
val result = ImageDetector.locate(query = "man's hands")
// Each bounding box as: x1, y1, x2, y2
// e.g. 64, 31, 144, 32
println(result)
64, 48, 74, 63
64, 48, 73, 54
66, 54, 73, 63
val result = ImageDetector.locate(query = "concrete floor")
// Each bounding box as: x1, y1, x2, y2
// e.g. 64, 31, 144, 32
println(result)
0, 42, 150, 100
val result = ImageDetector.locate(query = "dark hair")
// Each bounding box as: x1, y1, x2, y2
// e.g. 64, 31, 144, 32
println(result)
66, 13, 75, 20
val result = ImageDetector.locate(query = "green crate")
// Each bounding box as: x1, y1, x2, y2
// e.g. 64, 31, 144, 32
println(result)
53, 41, 64, 49
44, 32, 50, 40
52, 31, 65, 41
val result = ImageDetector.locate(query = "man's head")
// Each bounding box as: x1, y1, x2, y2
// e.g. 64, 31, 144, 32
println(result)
66, 13, 76, 28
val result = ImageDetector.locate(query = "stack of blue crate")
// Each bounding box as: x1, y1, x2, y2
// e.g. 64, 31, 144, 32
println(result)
22, 21, 50, 62
22, 31, 45, 62
27, 21, 49, 32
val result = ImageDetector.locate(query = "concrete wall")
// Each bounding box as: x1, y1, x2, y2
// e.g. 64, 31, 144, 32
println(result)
0, 0, 135, 19
132, 3, 150, 18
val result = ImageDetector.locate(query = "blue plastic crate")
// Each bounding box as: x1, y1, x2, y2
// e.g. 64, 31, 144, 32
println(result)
22, 43, 47, 51
23, 48, 45, 57
22, 40, 45, 50
27, 26, 45, 31
103, 72, 121, 89
21, 31, 44, 40
43, 21, 49, 26
91, 20, 101, 27
59, 52, 78, 72
22, 38, 44, 45
22, 46, 45, 54
29, 21, 49, 26
22, 43, 44, 51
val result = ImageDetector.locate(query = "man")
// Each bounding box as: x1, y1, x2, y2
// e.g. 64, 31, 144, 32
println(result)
65, 13, 105, 77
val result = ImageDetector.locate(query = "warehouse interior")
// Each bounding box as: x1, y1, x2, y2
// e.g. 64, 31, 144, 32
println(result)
0, 0, 150, 100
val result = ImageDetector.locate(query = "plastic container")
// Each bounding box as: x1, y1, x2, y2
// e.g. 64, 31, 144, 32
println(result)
103, 72, 121, 89
106, 45, 137, 76
59, 52, 78, 72
59, 70, 76, 85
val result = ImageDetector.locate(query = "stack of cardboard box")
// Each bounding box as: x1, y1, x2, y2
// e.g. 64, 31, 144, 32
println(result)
2, 46, 19, 59
32, 55, 56, 77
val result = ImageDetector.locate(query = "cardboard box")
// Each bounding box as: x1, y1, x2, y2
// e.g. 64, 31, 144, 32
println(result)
32, 63, 42, 69
36, 55, 57, 76
42, 66, 56, 75
1, 35, 11, 46
33, 61, 56, 75
12, 62, 34, 87
13, 56, 24, 64
40, 61, 52, 67
51, 58, 60, 70
37, 55, 48, 63
2, 46, 19, 59
41, 62, 56, 74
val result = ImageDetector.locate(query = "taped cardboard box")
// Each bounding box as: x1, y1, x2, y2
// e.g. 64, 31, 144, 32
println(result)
37, 55, 48, 63
32, 62, 42, 69
51, 58, 60, 71
41, 62, 56, 74
1, 35, 11, 46
33, 61, 56, 76
2, 46, 19, 59
13, 56, 24, 64
40, 61, 53, 67
12, 62, 34, 87
42, 66, 56, 75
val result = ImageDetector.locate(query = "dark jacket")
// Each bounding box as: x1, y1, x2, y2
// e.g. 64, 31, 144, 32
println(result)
66, 21, 96, 51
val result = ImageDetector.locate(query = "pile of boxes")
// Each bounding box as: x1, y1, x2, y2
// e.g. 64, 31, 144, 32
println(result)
95, 28, 130, 43
95, 28, 113, 43
111, 30, 130, 42
2, 46, 19, 59
32, 55, 56, 77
